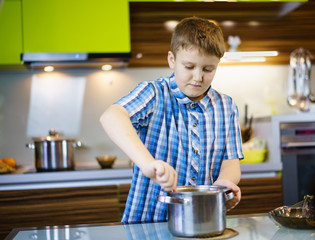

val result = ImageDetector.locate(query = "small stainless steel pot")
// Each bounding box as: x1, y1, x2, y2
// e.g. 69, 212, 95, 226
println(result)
26, 129, 82, 172
157, 185, 234, 238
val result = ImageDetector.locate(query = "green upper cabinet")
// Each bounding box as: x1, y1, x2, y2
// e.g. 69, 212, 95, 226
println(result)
0, 0, 23, 65
129, 0, 307, 1
22, 0, 130, 54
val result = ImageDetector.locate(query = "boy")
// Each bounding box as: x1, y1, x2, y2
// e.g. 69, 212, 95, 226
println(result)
100, 16, 243, 223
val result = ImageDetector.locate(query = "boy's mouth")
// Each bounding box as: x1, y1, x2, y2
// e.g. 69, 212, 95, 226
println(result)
189, 84, 201, 88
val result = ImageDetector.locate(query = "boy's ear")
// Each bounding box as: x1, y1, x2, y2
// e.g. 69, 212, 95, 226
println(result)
167, 51, 175, 69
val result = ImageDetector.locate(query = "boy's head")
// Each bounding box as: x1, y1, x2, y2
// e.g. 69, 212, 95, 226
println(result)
170, 17, 225, 59
168, 17, 225, 102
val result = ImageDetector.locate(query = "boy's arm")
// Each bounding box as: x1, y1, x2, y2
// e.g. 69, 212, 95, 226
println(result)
99, 104, 177, 191
213, 158, 241, 211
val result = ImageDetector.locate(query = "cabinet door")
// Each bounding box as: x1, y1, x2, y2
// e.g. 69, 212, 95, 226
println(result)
22, 0, 130, 53
228, 176, 283, 215
0, 0, 23, 65
0, 185, 120, 240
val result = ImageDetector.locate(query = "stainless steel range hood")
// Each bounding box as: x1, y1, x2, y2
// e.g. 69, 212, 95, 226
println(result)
22, 52, 131, 69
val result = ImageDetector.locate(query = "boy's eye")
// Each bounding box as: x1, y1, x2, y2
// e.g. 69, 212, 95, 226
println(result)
204, 68, 214, 72
185, 65, 194, 70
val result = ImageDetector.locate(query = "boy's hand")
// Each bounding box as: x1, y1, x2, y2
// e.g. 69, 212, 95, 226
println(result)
143, 160, 178, 192
213, 179, 241, 211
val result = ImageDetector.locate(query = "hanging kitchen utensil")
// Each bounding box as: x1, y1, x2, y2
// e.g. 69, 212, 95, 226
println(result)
297, 54, 310, 111
287, 53, 298, 107
287, 48, 313, 111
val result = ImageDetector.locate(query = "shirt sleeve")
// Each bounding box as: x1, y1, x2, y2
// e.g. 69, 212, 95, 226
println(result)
115, 81, 156, 130
224, 101, 244, 160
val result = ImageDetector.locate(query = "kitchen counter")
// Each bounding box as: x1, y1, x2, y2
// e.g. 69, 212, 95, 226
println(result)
0, 167, 133, 191
4, 214, 315, 240
0, 161, 279, 191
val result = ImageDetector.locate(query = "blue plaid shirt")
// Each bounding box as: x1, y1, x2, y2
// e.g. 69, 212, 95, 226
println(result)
116, 73, 243, 223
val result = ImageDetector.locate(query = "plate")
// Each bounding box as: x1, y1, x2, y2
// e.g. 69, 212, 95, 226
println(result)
268, 206, 314, 229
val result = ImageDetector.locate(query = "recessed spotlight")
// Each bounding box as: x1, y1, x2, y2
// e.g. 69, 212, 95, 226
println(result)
220, 20, 236, 27
164, 20, 179, 32
102, 65, 112, 71
44, 66, 54, 72
136, 53, 143, 59
248, 21, 260, 27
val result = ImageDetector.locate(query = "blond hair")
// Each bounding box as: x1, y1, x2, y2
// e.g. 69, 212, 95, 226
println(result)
171, 17, 225, 58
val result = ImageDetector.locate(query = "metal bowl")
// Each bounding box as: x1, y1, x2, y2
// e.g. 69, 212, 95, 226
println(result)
96, 156, 116, 169
268, 206, 314, 229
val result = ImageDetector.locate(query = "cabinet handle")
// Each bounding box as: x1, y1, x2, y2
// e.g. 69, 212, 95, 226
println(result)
281, 141, 315, 148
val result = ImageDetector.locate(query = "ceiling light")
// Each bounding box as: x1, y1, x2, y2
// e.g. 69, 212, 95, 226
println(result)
222, 52, 278, 62
223, 35, 279, 62
44, 66, 54, 72
164, 20, 179, 32
136, 53, 143, 59
248, 21, 260, 27
220, 20, 236, 27
224, 51, 278, 59
101, 64, 112, 71
221, 57, 266, 63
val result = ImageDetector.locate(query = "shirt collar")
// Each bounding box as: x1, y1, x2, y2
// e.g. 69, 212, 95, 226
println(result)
169, 73, 213, 112
169, 73, 191, 104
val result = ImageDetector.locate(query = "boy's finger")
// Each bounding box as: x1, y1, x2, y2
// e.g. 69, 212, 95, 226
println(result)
154, 162, 165, 176
166, 169, 173, 185
173, 171, 178, 191
157, 167, 169, 183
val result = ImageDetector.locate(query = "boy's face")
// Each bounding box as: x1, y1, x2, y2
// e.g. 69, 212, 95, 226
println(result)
167, 47, 220, 102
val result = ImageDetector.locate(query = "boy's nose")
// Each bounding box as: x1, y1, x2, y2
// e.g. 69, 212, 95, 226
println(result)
193, 70, 203, 82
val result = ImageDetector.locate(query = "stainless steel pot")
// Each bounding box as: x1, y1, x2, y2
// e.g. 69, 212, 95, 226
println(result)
157, 185, 234, 238
26, 129, 82, 172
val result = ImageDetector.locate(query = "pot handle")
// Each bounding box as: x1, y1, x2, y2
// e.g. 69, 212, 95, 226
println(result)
225, 190, 234, 202
157, 195, 190, 205
25, 143, 35, 149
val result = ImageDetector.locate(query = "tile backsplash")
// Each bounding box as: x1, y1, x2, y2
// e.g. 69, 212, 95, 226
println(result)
0, 65, 314, 168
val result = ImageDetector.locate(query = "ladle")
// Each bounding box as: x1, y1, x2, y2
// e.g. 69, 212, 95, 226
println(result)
287, 55, 298, 107
297, 55, 310, 111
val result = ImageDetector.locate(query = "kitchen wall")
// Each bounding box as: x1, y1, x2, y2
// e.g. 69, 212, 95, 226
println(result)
1, 65, 314, 169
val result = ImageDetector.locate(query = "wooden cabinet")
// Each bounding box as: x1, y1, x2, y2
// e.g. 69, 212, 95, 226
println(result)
129, 1, 315, 67
0, 185, 120, 240
228, 176, 283, 215
118, 184, 131, 219
0, 0, 23, 65
22, 0, 130, 54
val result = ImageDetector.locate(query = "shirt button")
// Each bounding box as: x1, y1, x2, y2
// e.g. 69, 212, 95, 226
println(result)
193, 123, 197, 127
193, 149, 198, 154
191, 177, 196, 181
191, 103, 196, 108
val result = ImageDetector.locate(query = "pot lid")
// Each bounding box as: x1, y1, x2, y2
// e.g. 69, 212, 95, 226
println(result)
32, 129, 75, 141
